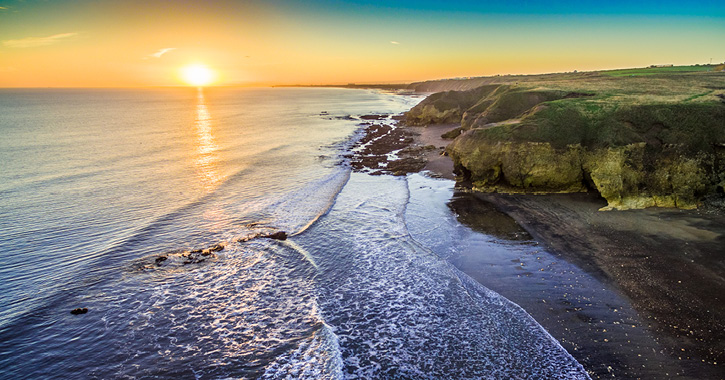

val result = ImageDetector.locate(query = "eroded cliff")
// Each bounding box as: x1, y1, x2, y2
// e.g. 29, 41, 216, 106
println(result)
407, 82, 725, 210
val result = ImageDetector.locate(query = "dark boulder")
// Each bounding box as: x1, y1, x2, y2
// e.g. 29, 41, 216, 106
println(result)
264, 231, 288, 240
360, 114, 388, 120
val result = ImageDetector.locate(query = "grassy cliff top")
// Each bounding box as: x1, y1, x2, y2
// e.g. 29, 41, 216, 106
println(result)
406, 66, 725, 153
408, 64, 725, 95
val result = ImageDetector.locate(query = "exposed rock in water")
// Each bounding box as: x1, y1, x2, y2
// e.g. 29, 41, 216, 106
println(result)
349, 122, 425, 176
387, 157, 427, 176
206, 243, 225, 253
182, 242, 227, 264
70, 308, 88, 315
360, 114, 388, 120
263, 231, 288, 240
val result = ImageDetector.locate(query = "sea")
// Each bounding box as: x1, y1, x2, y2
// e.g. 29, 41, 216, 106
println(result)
0, 87, 590, 379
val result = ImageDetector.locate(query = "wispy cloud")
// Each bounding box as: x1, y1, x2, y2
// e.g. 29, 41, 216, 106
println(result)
0, 6, 9, 10
3, 32, 78, 48
390, 41, 400, 45
145, 47, 176, 59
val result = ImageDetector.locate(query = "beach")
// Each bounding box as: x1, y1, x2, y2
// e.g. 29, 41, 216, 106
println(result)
354, 116, 725, 379
477, 192, 725, 378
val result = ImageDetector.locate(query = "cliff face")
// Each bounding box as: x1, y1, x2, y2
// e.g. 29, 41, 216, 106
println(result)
409, 83, 725, 210
449, 138, 720, 210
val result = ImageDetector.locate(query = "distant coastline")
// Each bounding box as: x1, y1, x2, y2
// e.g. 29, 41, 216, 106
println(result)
275, 63, 725, 93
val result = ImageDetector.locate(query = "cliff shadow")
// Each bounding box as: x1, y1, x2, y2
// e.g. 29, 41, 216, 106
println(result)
447, 191, 532, 241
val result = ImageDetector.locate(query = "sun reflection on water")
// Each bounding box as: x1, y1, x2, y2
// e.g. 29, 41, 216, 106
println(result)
194, 88, 222, 193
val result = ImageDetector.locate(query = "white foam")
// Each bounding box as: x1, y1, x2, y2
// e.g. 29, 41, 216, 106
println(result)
290, 172, 591, 379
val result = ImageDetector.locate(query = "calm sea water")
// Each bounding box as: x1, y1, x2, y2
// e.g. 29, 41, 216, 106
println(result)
0, 88, 589, 379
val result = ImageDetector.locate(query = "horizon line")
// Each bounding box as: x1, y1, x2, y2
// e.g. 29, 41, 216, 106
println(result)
1, 62, 722, 89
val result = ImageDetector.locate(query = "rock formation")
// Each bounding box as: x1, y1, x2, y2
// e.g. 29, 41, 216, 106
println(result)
407, 84, 725, 210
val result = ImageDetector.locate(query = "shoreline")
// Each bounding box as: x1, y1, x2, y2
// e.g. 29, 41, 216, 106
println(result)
477, 193, 725, 376
351, 116, 725, 379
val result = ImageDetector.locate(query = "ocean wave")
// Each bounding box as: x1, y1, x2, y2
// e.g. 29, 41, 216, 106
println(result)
292, 172, 590, 379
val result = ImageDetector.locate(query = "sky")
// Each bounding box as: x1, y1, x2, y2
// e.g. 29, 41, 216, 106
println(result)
0, 0, 723, 87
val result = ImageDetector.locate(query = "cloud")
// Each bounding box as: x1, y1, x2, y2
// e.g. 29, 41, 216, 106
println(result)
146, 47, 176, 59
0, 6, 8, 10
3, 32, 78, 48
390, 41, 400, 45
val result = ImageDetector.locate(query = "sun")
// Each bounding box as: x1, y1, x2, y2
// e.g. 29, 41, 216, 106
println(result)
181, 64, 215, 87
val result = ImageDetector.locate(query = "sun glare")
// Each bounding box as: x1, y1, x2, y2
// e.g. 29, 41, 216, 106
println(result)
181, 64, 215, 87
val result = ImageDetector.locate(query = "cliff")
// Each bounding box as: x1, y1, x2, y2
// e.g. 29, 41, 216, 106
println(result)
406, 71, 725, 210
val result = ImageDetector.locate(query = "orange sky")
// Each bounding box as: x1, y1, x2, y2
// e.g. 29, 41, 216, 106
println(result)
0, 0, 723, 87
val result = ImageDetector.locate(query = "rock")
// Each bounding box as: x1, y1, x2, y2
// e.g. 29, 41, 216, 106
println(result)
449, 139, 585, 193
441, 127, 463, 139
360, 114, 388, 120
70, 308, 88, 315
183, 257, 205, 265
388, 157, 427, 174
207, 243, 225, 252
264, 231, 288, 240
449, 138, 719, 210
155, 256, 168, 265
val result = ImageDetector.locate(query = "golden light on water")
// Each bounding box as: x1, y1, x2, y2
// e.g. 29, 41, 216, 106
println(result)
194, 89, 221, 192
182, 64, 215, 87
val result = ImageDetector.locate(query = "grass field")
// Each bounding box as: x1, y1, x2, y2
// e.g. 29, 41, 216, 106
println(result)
409, 64, 725, 94
407, 65, 725, 152
599, 65, 717, 77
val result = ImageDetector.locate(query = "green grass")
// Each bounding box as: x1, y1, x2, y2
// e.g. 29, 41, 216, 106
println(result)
600, 65, 716, 77
683, 91, 714, 102
408, 67, 725, 152
480, 99, 725, 152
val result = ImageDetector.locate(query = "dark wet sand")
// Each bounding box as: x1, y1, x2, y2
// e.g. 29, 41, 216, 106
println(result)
478, 193, 725, 379
405, 123, 725, 379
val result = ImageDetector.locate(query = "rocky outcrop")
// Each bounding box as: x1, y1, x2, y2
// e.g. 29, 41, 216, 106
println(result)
70, 308, 88, 315
263, 231, 288, 240
405, 85, 593, 129
449, 139, 719, 210
404, 85, 502, 125
443, 85, 725, 210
